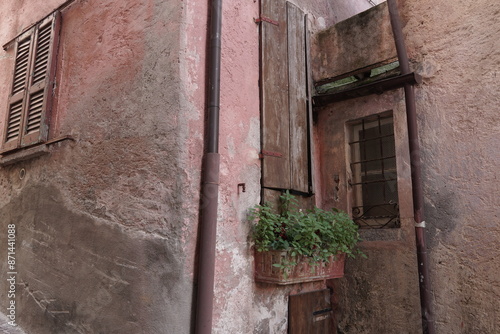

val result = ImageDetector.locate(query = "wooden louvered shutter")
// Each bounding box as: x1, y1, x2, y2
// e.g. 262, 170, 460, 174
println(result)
21, 13, 61, 147
2, 12, 61, 151
260, 1, 312, 195
3, 31, 33, 151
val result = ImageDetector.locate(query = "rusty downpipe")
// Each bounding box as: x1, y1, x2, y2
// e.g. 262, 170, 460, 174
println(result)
386, 1, 436, 333
195, 0, 222, 333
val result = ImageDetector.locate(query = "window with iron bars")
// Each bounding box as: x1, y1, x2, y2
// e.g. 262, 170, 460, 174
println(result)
348, 113, 400, 228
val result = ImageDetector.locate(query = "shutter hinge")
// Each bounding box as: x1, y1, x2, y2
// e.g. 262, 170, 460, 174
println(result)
259, 150, 283, 159
254, 16, 279, 26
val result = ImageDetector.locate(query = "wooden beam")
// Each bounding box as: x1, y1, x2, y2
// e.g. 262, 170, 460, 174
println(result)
313, 72, 422, 107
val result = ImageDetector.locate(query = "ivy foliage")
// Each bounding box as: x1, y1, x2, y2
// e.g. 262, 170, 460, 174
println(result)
250, 191, 365, 264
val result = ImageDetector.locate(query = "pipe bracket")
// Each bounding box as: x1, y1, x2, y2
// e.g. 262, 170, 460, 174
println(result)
415, 221, 426, 228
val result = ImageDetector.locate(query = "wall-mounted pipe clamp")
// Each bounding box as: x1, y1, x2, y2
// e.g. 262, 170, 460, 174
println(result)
415, 221, 426, 228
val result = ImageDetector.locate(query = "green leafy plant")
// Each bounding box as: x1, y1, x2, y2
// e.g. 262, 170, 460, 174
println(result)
250, 191, 364, 269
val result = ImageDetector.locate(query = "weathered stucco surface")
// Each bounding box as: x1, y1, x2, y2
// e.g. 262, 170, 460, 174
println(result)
312, 0, 500, 333
0, 0, 497, 333
329, 0, 386, 24
315, 90, 422, 333
402, 0, 500, 332
0, 0, 194, 332
0, 0, 264, 332
312, 1, 397, 83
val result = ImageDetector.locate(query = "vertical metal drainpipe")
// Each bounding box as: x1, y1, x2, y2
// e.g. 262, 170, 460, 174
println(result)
195, 0, 222, 333
386, 1, 436, 334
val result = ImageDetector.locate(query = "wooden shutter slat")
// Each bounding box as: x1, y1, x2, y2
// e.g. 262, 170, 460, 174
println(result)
6, 101, 23, 142
32, 22, 52, 84
287, 2, 309, 193
2, 32, 34, 151
11, 37, 31, 95
26, 91, 45, 134
261, 0, 291, 190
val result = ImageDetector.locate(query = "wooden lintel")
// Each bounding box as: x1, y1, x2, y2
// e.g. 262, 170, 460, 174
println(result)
313, 72, 422, 107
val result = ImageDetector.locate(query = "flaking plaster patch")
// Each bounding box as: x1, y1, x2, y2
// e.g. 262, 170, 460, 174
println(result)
226, 136, 236, 159
215, 275, 254, 333
246, 117, 261, 150
416, 56, 441, 78
253, 296, 288, 334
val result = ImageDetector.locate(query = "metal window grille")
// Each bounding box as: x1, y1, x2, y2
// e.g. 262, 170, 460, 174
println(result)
349, 114, 400, 228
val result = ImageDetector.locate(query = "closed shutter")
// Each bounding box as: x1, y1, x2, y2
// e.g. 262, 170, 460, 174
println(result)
261, 0, 291, 190
2, 12, 61, 151
287, 3, 309, 193
260, 1, 312, 195
3, 33, 33, 151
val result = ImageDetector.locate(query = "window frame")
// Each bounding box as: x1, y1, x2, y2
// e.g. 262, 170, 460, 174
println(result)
2, 11, 61, 153
347, 112, 401, 229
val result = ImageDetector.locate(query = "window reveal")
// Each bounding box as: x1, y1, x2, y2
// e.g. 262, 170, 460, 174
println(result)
349, 113, 400, 228
2, 12, 61, 152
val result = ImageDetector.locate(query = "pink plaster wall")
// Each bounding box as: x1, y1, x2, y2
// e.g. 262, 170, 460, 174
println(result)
0, 0, 63, 40
180, 0, 263, 332
1, 0, 263, 332
3, 0, 495, 333
0, 0, 195, 332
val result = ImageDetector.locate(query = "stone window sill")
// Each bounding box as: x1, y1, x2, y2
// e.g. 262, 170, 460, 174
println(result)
0, 135, 74, 166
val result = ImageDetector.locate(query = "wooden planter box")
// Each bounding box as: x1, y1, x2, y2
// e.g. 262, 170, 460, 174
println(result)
254, 250, 345, 285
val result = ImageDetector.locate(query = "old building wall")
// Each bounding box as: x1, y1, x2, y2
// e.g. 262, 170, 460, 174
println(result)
209, 1, 344, 332
0, 0, 264, 333
315, 90, 422, 333
312, 1, 396, 83
329, 0, 386, 24
0, 0, 196, 333
401, 0, 500, 332
1, 0, 496, 333
311, 0, 500, 333
194, 1, 263, 333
